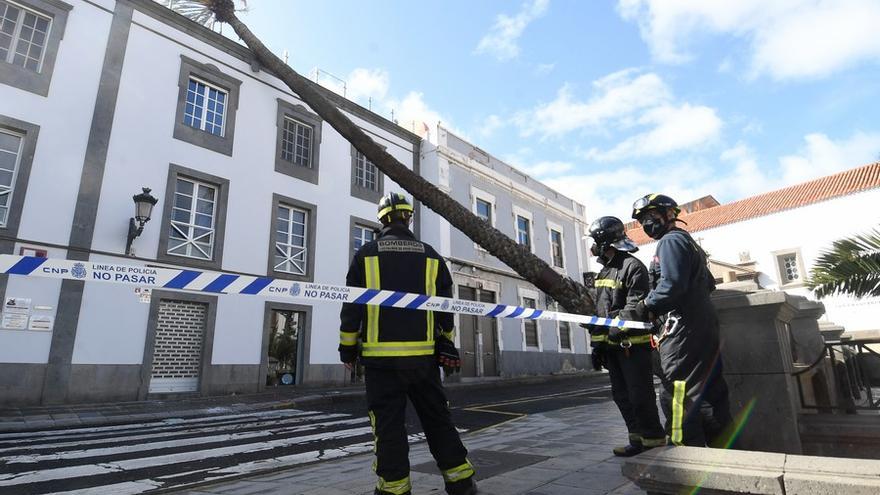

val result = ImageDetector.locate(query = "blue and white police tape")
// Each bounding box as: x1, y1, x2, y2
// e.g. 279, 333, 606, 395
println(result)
0, 254, 652, 329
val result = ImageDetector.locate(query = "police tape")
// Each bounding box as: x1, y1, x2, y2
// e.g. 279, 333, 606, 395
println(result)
0, 254, 652, 329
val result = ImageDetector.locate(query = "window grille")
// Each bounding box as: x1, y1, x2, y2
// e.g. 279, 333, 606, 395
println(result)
168, 178, 216, 260
274, 204, 308, 275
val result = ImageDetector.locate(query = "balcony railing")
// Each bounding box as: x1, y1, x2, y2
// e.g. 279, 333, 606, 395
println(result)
793, 337, 880, 413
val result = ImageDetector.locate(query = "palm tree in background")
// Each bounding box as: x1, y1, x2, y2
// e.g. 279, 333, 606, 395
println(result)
156, 0, 595, 315
808, 228, 880, 299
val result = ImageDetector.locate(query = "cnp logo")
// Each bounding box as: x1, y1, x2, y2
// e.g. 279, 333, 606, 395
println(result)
71, 263, 87, 279
290, 283, 301, 297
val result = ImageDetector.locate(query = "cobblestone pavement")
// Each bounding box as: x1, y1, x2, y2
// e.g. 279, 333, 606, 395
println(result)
179, 399, 642, 495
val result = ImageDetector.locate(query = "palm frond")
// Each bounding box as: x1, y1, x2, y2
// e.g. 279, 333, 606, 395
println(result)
807, 228, 880, 299
155, 0, 248, 28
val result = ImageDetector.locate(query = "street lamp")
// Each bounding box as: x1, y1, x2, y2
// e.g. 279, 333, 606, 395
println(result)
126, 187, 158, 256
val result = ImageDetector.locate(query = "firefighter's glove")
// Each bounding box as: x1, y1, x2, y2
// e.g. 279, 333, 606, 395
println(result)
338, 344, 359, 367
620, 300, 655, 324
579, 323, 598, 334
435, 336, 461, 375
606, 326, 625, 344
591, 347, 606, 371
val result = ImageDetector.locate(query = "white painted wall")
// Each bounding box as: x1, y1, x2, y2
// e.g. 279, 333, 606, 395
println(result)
0, 1, 113, 363
633, 189, 880, 332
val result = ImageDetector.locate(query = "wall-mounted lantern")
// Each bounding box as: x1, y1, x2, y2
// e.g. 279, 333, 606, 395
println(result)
125, 187, 158, 256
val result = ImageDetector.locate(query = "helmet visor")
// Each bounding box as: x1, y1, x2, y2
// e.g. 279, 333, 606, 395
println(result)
610, 237, 639, 253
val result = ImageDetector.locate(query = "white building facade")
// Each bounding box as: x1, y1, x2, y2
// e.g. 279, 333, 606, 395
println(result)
0, 0, 428, 404
0, 0, 593, 405
626, 163, 880, 334
420, 127, 592, 377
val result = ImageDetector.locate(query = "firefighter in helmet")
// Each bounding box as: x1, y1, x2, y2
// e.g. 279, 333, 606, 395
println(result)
631, 193, 732, 447
339, 193, 477, 495
587, 216, 666, 456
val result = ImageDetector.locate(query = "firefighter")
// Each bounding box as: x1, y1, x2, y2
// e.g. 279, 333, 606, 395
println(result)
339, 193, 477, 495
586, 216, 666, 456
631, 193, 733, 447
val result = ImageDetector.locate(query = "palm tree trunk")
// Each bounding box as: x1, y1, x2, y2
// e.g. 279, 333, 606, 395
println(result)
203, 1, 593, 315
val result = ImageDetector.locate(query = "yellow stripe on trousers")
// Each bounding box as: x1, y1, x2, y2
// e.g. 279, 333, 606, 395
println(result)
425, 258, 438, 341
671, 380, 686, 446
365, 256, 380, 344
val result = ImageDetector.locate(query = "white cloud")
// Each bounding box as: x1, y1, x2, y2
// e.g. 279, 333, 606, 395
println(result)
516, 160, 574, 177
586, 103, 722, 161
478, 114, 505, 139
547, 130, 880, 224
475, 0, 549, 61
382, 91, 457, 141
617, 0, 880, 80
346, 68, 390, 102
517, 69, 671, 138
312, 67, 390, 105
535, 63, 556, 75
779, 131, 880, 184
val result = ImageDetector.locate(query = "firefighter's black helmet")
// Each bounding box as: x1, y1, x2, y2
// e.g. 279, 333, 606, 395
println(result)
377, 192, 414, 224
588, 216, 638, 253
631, 193, 681, 220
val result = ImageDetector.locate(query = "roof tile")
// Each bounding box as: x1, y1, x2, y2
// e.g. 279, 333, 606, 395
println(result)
625, 161, 880, 245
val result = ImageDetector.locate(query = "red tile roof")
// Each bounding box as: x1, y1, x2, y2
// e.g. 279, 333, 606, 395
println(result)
626, 162, 880, 245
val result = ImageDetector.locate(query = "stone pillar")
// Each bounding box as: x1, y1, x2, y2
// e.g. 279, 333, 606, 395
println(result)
712, 288, 820, 454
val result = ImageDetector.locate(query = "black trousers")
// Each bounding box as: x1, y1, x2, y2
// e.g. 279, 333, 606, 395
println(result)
365, 365, 471, 493
605, 345, 666, 442
659, 357, 733, 447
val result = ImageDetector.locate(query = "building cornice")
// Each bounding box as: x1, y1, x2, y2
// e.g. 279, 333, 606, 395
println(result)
437, 146, 586, 225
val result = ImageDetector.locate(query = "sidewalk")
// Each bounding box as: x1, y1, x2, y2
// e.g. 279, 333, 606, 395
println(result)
178, 399, 640, 495
0, 372, 597, 433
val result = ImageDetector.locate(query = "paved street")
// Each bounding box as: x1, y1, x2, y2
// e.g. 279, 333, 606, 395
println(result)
179, 399, 641, 495
0, 374, 623, 494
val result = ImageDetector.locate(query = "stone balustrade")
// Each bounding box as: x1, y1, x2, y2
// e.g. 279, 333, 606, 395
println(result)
622, 446, 880, 495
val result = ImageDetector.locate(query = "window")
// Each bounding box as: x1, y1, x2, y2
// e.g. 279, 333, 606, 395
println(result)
513, 205, 534, 253
353, 224, 376, 252
0, 116, 36, 237
0, 0, 69, 96
550, 226, 565, 269
173, 56, 241, 156
559, 321, 571, 350
517, 216, 531, 249
281, 118, 311, 166
274, 204, 308, 275
349, 215, 380, 263
167, 177, 216, 261
157, 165, 229, 270
350, 145, 384, 203
275, 99, 322, 184
0, 129, 22, 226
355, 151, 378, 190
268, 194, 316, 281
184, 77, 227, 137
0, 0, 50, 71
476, 198, 492, 223
774, 249, 805, 287
522, 296, 539, 348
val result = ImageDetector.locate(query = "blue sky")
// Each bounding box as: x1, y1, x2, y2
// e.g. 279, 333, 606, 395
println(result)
236, 0, 880, 221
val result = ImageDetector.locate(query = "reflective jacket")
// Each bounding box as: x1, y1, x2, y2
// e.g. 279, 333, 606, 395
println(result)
645, 227, 720, 384
339, 224, 454, 369
590, 251, 652, 349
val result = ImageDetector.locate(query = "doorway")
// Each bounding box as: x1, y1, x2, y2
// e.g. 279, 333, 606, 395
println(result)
266, 309, 306, 386
457, 285, 499, 377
